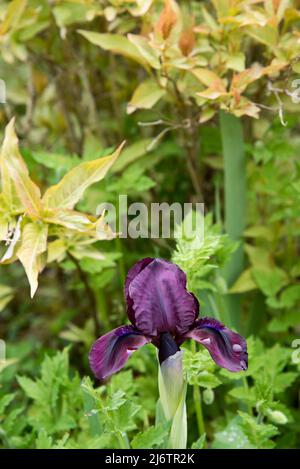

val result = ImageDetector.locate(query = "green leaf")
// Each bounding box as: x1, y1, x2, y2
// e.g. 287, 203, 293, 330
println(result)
229, 386, 256, 402
279, 285, 300, 308
183, 349, 222, 389
17, 375, 45, 401
127, 80, 165, 114
191, 434, 206, 449
244, 225, 274, 241
238, 411, 279, 448
29, 150, 80, 172
252, 267, 289, 298
0, 394, 15, 414
245, 245, 272, 269
268, 310, 300, 333
42, 142, 124, 209
273, 372, 298, 394
35, 430, 53, 449
131, 423, 170, 449
112, 139, 153, 173
81, 377, 102, 437
212, 418, 253, 449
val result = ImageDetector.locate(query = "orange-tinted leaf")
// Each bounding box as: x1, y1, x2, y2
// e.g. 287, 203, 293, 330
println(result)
179, 26, 196, 56
155, 0, 177, 39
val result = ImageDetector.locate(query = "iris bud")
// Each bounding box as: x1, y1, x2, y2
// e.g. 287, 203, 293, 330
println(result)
268, 410, 288, 425
203, 388, 214, 405
158, 334, 187, 449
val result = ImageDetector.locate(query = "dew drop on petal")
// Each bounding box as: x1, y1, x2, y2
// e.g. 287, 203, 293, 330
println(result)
201, 338, 211, 345
233, 343, 243, 352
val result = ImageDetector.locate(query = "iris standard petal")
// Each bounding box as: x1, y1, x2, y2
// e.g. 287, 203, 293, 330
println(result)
89, 325, 150, 380
184, 317, 248, 372
125, 257, 154, 324
127, 258, 199, 337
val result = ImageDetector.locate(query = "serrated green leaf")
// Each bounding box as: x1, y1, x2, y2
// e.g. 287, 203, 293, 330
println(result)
131, 422, 169, 449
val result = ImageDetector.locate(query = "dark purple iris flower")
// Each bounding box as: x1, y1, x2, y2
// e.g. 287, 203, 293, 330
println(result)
89, 258, 248, 380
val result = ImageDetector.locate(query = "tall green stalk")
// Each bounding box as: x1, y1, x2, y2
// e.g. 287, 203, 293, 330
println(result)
191, 342, 205, 440
219, 111, 246, 330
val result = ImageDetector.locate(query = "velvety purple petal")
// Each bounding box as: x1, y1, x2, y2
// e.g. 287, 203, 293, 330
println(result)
127, 258, 199, 337
125, 258, 154, 324
89, 325, 149, 380
184, 317, 248, 372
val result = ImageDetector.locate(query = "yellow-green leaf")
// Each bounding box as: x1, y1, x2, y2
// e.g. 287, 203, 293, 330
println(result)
192, 68, 223, 87
69, 246, 105, 261
0, 155, 22, 212
78, 31, 148, 67
230, 268, 257, 293
0, 0, 27, 36
1, 118, 42, 217
47, 239, 67, 263
44, 209, 95, 232
112, 138, 153, 172
226, 53, 245, 72
127, 34, 161, 69
42, 142, 125, 210
17, 222, 48, 298
127, 80, 165, 114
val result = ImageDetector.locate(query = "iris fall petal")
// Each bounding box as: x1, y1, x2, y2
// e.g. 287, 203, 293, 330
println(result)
89, 325, 149, 380
184, 317, 248, 372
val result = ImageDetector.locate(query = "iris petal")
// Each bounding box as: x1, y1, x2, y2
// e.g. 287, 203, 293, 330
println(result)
127, 258, 199, 337
125, 257, 153, 324
184, 317, 248, 372
89, 325, 149, 380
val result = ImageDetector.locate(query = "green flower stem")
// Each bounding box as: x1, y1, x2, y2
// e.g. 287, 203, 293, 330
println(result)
116, 431, 130, 449
191, 341, 205, 439
243, 376, 253, 416
193, 383, 205, 437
